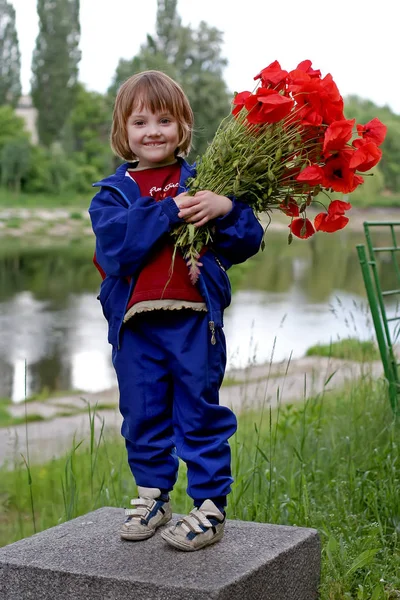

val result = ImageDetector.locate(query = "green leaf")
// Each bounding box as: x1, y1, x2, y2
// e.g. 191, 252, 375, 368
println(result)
344, 548, 380, 578
188, 224, 196, 244
370, 585, 384, 600
324, 370, 338, 386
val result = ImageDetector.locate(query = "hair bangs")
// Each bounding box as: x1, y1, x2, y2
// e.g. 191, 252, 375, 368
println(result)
131, 78, 171, 116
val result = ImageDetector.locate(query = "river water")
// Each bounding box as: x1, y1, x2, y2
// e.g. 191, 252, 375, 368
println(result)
1, 226, 399, 402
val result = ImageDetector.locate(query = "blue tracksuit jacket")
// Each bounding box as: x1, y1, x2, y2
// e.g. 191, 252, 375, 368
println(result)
89, 157, 264, 502
89, 157, 264, 349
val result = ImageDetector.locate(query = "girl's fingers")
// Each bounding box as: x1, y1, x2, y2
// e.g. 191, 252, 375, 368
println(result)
179, 205, 205, 219
178, 197, 201, 210
194, 217, 209, 227
189, 211, 209, 224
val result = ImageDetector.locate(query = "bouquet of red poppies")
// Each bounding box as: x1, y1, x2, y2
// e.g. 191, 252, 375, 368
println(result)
171, 59, 387, 281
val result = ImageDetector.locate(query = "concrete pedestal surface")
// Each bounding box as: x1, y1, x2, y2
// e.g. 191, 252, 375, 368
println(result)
0, 507, 320, 599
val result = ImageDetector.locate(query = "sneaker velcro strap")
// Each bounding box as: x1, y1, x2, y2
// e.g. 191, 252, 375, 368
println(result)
181, 513, 212, 534
192, 511, 213, 528
130, 498, 155, 509
125, 508, 142, 517
126, 506, 150, 518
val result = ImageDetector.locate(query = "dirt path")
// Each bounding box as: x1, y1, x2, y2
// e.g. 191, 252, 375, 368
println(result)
0, 357, 384, 469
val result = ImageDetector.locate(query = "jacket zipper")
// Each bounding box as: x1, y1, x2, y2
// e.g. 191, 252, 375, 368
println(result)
209, 320, 216, 345
198, 272, 216, 345
214, 256, 226, 272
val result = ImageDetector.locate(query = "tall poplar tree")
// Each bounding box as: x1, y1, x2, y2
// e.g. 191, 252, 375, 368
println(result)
31, 0, 81, 147
0, 0, 21, 107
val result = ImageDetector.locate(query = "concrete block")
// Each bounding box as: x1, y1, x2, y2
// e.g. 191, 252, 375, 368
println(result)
0, 507, 320, 599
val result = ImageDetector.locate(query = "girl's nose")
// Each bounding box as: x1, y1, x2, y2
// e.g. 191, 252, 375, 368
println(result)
148, 125, 161, 136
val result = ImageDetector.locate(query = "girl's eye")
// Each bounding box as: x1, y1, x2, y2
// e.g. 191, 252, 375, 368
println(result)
160, 118, 171, 124
134, 120, 145, 126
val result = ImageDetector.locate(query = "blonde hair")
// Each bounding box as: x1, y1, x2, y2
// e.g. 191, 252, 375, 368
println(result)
111, 70, 194, 162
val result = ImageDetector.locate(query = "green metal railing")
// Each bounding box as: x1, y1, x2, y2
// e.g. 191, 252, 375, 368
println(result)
357, 221, 400, 414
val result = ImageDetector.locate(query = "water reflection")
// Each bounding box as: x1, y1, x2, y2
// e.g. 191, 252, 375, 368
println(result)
225, 289, 374, 369
0, 229, 398, 402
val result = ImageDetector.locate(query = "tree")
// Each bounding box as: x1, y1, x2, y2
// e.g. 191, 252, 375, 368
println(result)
0, 104, 31, 190
0, 104, 28, 149
0, 0, 21, 107
31, 0, 81, 147
67, 84, 113, 174
1, 138, 31, 192
109, 0, 231, 159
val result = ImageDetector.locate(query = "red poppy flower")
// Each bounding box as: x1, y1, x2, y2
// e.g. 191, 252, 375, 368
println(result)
313, 198, 352, 233
296, 60, 321, 78
327, 200, 352, 215
319, 74, 344, 124
352, 137, 367, 149
314, 212, 349, 233
245, 88, 294, 124
322, 149, 363, 193
290, 218, 315, 239
294, 74, 344, 125
291, 75, 344, 126
279, 199, 299, 217
349, 142, 382, 172
296, 164, 325, 185
323, 119, 355, 155
254, 60, 288, 91
356, 118, 387, 146
232, 91, 252, 116
286, 69, 311, 94
291, 79, 323, 125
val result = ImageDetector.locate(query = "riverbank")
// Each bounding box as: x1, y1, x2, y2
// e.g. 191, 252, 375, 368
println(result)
1, 205, 400, 243
0, 355, 385, 468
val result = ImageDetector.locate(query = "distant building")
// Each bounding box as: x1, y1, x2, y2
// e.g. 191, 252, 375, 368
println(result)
15, 95, 38, 145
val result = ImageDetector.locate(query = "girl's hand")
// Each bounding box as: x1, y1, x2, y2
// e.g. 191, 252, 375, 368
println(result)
174, 191, 232, 227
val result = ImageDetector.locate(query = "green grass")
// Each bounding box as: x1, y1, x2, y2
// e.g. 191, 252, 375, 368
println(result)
23, 387, 84, 403
0, 396, 117, 429
69, 211, 84, 220
0, 378, 399, 598
0, 398, 45, 428
306, 338, 381, 362
0, 188, 92, 209
5, 217, 22, 229
350, 190, 400, 209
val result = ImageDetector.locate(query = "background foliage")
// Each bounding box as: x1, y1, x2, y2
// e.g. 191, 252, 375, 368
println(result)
0, 0, 399, 203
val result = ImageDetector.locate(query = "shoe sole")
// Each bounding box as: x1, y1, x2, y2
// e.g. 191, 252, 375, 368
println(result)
120, 514, 172, 541
161, 527, 224, 551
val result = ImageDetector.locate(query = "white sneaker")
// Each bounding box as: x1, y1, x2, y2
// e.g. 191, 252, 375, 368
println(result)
161, 499, 225, 551
120, 486, 172, 541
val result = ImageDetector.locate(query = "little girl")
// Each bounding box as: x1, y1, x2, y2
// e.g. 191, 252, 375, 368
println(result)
89, 70, 263, 551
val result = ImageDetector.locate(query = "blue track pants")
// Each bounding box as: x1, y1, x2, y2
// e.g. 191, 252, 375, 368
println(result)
112, 310, 237, 503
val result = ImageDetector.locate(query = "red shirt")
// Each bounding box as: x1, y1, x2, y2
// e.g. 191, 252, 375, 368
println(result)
126, 163, 204, 311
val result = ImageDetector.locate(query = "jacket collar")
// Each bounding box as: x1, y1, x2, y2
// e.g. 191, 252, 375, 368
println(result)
93, 156, 196, 189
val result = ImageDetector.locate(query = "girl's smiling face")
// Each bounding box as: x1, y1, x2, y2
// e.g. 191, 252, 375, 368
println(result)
126, 107, 180, 168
